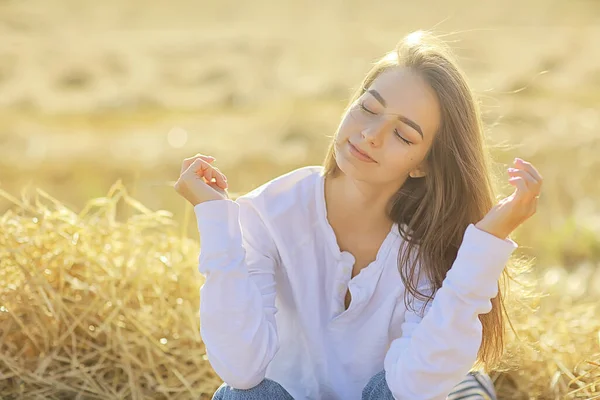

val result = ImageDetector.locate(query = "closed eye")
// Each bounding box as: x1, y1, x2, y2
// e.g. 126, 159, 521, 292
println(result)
394, 129, 412, 145
359, 103, 376, 115
360, 102, 412, 145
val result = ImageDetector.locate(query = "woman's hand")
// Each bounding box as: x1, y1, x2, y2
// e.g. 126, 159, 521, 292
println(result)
475, 158, 543, 240
174, 154, 229, 206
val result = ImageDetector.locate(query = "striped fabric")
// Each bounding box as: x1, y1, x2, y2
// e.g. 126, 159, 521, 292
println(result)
447, 371, 497, 400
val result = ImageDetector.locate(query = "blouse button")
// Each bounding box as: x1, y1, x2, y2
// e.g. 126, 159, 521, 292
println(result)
338, 283, 346, 294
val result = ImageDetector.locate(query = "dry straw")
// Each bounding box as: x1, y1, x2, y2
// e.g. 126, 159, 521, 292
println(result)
0, 182, 599, 399
493, 265, 600, 399
0, 181, 221, 399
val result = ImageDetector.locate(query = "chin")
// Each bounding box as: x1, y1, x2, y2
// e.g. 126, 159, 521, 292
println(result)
335, 147, 369, 179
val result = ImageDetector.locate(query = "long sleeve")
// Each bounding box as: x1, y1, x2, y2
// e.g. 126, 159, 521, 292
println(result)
194, 198, 280, 390
384, 223, 518, 400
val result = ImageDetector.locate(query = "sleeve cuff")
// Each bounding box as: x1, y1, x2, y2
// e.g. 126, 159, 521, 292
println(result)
194, 199, 243, 257
444, 223, 518, 298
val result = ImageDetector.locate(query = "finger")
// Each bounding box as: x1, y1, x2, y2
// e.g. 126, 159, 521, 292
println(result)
184, 158, 211, 179
204, 166, 215, 184
508, 176, 531, 201
182, 154, 215, 175
186, 158, 228, 190
508, 176, 537, 203
205, 166, 228, 189
507, 168, 538, 191
211, 167, 228, 189
202, 164, 214, 183
509, 166, 542, 197
514, 158, 543, 183
181, 154, 216, 175
185, 153, 215, 162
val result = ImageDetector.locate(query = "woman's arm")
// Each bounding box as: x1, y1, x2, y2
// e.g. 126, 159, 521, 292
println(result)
384, 223, 518, 400
195, 198, 280, 390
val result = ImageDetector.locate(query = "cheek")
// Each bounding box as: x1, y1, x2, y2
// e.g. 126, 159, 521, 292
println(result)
335, 114, 356, 139
381, 145, 414, 175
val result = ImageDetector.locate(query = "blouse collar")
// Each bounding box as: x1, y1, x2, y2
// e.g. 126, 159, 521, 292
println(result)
314, 167, 400, 261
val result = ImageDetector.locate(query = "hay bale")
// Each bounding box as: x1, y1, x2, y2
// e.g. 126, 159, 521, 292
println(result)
0, 181, 220, 399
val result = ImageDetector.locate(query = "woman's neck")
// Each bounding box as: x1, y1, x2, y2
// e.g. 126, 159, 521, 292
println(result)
325, 171, 398, 233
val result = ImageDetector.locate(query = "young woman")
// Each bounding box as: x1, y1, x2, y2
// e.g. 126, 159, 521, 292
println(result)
175, 30, 542, 400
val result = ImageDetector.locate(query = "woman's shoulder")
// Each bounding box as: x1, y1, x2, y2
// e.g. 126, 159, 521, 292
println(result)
236, 165, 323, 212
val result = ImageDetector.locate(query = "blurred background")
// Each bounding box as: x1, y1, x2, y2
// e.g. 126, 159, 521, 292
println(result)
1, 0, 600, 398
1, 0, 599, 267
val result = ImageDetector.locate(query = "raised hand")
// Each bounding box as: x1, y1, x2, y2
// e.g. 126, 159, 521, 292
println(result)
174, 154, 229, 206
475, 157, 543, 240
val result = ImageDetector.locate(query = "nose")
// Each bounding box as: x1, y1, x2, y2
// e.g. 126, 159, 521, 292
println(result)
360, 121, 387, 146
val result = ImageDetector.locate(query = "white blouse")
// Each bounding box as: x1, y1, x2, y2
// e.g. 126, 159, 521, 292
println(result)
194, 166, 518, 400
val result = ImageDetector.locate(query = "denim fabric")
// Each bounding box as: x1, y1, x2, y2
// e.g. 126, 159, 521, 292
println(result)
361, 370, 395, 400
212, 378, 294, 400
211, 370, 497, 400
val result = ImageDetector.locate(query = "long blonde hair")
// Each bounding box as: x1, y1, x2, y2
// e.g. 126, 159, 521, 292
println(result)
323, 30, 520, 371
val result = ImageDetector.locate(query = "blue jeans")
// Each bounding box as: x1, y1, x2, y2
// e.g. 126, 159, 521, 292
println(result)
211, 370, 496, 399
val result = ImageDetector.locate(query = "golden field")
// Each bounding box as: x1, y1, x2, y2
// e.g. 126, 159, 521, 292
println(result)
0, 0, 599, 398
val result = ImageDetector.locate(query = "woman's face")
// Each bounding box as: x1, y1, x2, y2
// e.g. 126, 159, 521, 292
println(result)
334, 67, 441, 187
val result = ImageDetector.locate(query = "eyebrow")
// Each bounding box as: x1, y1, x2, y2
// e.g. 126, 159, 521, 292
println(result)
367, 89, 424, 139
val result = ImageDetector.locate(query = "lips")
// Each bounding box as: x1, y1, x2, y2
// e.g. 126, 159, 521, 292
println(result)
348, 142, 376, 162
